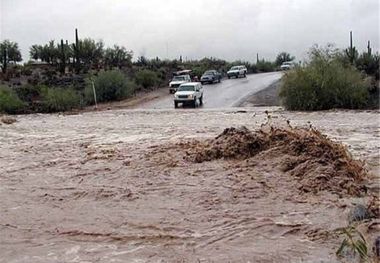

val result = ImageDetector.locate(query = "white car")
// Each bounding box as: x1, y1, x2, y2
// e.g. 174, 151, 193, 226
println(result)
227, 65, 247, 78
280, 61, 295, 70
174, 82, 204, 108
169, 75, 191, 93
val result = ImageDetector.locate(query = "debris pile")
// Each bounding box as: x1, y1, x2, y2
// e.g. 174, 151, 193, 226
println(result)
186, 126, 368, 195
1, 115, 17, 125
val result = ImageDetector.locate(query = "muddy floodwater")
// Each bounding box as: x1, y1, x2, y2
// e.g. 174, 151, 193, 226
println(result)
0, 107, 379, 262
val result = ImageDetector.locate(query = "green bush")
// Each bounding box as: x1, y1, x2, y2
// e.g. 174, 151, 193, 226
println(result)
279, 47, 370, 110
41, 87, 81, 112
14, 84, 43, 104
0, 86, 25, 114
256, 60, 276, 72
135, 69, 159, 89
356, 52, 380, 80
85, 70, 135, 104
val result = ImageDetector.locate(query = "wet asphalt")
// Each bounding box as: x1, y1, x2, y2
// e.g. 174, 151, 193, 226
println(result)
138, 72, 283, 109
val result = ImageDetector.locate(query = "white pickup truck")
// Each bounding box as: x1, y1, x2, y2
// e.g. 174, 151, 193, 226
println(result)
174, 82, 203, 108
280, 61, 296, 70
227, 65, 247, 79
169, 75, 191, 93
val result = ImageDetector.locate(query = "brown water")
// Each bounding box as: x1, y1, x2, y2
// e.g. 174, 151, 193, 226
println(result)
0, 107, 379, 262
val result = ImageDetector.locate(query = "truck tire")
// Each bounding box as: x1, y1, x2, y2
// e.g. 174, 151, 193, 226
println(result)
174, 101, 178, 108
193, 99, 197, 108
199, 96, 203, 106
243, 73, 246, 78
228, 76, 230, 79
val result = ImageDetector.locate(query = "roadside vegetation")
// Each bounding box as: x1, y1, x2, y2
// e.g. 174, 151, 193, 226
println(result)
280, 42, 379, 111
0, 29, 378, 114
0, 86, 25, 114
0, 33, 281, 114
84, 70, 136, 104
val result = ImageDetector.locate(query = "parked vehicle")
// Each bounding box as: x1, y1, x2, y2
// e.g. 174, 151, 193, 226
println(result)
173, 69, 192, 76
227, 65, 247, 78
200, 70, 222, 84
280, 61, 296, 70
174, 82, 203, 108
169, 74, 191, 93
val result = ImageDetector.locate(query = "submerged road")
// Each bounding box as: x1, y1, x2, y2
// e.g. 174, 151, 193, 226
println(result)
138, 72, 283, 109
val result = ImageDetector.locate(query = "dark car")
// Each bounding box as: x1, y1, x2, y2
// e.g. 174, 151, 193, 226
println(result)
200, 70, 222, 84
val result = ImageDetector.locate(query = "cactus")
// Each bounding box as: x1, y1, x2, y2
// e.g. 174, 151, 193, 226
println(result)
59, 39, 66, 74
72, 28, 80, 73
346, 31, 358, 64
367, 40, 372, 56
1, 48, 6, 73
345, 31, 358, 64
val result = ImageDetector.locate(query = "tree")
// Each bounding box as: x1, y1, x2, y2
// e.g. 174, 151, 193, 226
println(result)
0, 40, 22, 73
275, 52, 295, 66
30, 41, 59, 64
104, 45, 133, 69
43, 40, 59, 64
78, 38, 104, 69
30, 45, 43, 61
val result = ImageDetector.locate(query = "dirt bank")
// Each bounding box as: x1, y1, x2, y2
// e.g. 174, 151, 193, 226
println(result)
79, 88, 169, 113
239, 80, 281, 107
0, 108, 378, 262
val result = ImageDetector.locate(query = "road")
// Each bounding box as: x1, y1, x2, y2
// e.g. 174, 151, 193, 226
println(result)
138, 72, 282, 109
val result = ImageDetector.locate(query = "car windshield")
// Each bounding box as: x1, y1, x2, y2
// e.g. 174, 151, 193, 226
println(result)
231, 66, 239, 70
204, 71, 214, 75
178, 85, 195, 92
173, 76, 185, 81
282, 62, 291, 65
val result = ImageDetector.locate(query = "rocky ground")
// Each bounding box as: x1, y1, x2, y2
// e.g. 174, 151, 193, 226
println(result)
0, 107, 379, 262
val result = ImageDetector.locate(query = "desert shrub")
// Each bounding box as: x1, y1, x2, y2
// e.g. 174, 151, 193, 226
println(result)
14, 84, 43, 104
275, 52, 295, 66
0, 85, 25, 114
280, 46, 370, 110
356, 52, 380, 80
85, 70, 136, 104
135, 69, 159, 89
256, 60, 276, 72
41, 87, 80, 112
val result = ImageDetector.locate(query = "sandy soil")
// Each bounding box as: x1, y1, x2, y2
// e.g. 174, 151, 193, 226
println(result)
80, 88, 170, 113
0, 107, 379, 262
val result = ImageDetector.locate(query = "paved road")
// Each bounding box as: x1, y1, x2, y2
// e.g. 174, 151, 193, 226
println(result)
138, 72, 283, 109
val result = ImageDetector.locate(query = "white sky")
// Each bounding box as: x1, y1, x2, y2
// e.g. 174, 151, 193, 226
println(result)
1, 0, 379, 62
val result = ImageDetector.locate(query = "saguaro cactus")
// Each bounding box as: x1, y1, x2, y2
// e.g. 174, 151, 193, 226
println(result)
1, 48, 6, 73
367, 41, 372, 56
72, 28, 81, 73
59, 39, 66, 74
345, 31, 358, 64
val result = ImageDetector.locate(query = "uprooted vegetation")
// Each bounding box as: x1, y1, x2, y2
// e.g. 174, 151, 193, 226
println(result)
185, 126, 368, 196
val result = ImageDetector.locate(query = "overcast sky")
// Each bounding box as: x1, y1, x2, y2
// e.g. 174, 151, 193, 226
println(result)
1, 0, 379, 62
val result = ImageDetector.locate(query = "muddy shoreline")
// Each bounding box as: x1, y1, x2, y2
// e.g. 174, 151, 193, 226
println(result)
1, 108, 379, 262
